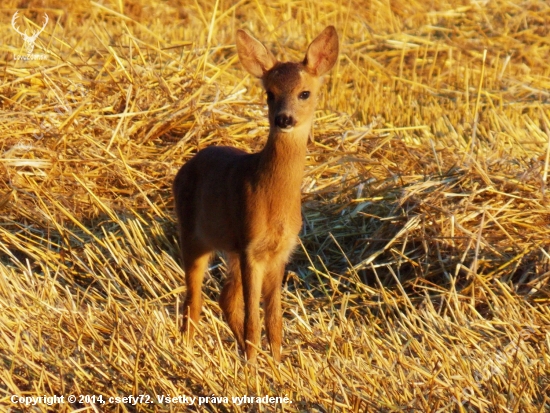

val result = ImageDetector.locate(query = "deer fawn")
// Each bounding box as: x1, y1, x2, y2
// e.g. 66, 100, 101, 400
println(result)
173, 26, 338, 362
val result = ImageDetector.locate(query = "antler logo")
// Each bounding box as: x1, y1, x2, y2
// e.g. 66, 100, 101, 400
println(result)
12, 11, 49, 55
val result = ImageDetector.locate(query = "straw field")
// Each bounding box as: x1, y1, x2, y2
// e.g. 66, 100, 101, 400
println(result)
1, 0, 549, 411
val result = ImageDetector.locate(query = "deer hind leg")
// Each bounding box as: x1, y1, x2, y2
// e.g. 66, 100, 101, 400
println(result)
262, 260, 285, 362
181, 245, 211, 339
219, 253, 246, 351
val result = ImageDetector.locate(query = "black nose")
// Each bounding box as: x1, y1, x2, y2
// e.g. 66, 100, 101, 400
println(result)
275, 114, 296, 129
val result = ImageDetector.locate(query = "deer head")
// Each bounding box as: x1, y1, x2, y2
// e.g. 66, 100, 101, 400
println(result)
12, 11, 49, 55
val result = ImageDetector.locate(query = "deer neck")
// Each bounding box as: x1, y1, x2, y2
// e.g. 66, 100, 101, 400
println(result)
256, 123, 310, 198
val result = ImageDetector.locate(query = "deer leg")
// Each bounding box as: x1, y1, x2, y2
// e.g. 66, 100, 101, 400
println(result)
241, 253, 264, 362
181, 247, 211, 339
219, 253, 245, 351
263, 260, 285, 362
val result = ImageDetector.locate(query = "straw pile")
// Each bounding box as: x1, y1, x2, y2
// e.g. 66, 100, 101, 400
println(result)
1, 0, 549, 411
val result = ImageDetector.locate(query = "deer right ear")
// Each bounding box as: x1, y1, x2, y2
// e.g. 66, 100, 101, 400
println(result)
236, 30, 277, 78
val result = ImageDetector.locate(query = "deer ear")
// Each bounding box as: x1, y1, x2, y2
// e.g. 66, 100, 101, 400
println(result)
304, 26, 339, 76
237, 30, 277, 78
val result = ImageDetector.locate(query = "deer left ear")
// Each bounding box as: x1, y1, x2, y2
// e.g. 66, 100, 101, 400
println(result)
304, 26, 339, 77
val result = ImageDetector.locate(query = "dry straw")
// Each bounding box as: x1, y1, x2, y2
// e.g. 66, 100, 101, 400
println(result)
0, 0, 549, 412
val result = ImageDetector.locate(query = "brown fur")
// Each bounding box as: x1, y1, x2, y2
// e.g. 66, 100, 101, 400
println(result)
173, 26, 339, 362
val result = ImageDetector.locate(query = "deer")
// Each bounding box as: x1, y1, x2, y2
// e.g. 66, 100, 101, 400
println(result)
173, 26, 338, 362
11, 11, 49, 55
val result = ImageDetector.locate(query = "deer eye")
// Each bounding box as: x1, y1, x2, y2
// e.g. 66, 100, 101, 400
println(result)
266, 91, 274, 101
299, 91, 310, 100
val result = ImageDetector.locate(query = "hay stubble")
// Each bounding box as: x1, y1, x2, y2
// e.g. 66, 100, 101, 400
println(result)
0, 0, 549, 411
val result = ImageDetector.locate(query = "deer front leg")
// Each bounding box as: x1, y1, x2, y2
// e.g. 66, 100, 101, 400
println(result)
219, 253, 245, 351
240, 253, 264, 362
263, 259, 285, 362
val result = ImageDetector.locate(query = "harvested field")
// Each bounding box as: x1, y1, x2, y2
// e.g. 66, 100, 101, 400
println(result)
1, 0, 549, 411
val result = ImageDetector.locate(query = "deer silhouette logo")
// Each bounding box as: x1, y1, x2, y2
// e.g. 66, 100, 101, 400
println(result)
11, 11, 49, 55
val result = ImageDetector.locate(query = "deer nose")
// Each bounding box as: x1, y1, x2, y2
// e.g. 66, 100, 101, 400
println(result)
275, 114, 296, 129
